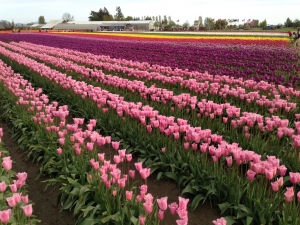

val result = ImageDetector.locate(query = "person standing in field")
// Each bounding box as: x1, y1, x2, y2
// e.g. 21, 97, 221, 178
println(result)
288, 31, 292, 37
293, 32, 299, 47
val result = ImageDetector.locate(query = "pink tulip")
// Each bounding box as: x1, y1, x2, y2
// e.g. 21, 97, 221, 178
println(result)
226, 156, 233, 167
101, 174, 108, 183
98, 153, 105, 162
158, 209, 164, 220
161, 147, 166, 153
117, 178, 126, 188
284, 187, 294, 202
126, 191, 133, 201
176, 219, 188, 225
16, 172, 27, 182
297, 191, 300, 202
9, 183, 17, 193
58, 138, 65, 145
157, 197, 168, 211
271, 181, 280, 192
13, 193, 22, 203
113, 155, 121, 164
129, 170, 135, 179
178, 197, 189, 211
143, 202, 153, 214
289, 172, 300, 184
213, 217, 227, 225
118, 149, 126, 158
135, 162, 143, 171
2, 158, 12, 171
136, 195, 143, 202
57, 147, 63, 155
140, 184, 148, 194
21, 195, 29, 204
112, 141, 120, 150
6, 196, 17, 207
139, 216, 146, 225
105, 136, 111, 144
246, 170, 256, 181
86, 142, 94, 151
139, 168, 151, 180
125, 154, 132, 162
168, 202, 178, 215
0, 181, 6, 192
112, 190, 117, 196
0, 209, 11, 223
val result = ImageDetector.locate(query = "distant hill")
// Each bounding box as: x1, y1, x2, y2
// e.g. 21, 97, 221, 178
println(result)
0, 20, 46, 27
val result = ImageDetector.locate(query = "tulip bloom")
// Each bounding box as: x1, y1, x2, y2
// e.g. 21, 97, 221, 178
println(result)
284, 187, 294, 203
157, 197, 168, 210
213, 217, 227, 225
126, 191, 133, 201
0, 181, 6, 192
139, 216, 146, 225
0, 209, 12, 223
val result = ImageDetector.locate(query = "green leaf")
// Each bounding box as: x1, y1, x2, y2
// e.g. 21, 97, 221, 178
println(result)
130, 216, 138, 225
67, 177, 81, 187
156, 172, 163, 180
164, 172, 178, 182
62, 195, 75, 210
79, 186, 91, 196
246, 216, 253, 225
218, 202, 232, 214
82, 206, 95, 218
224, 216, 237, 225
181, 184, 196, 195
70, 187, 80, 196
191, 193, 204, 210
79, 217, 98, 225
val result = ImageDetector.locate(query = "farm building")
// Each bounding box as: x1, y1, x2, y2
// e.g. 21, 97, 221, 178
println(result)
53, 23, 101, 31
67, 20, 155, 31
30, 24, 44, 29
41, 20, 66, 29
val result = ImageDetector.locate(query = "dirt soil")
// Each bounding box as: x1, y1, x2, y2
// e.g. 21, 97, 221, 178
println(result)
0, 120, 220, 225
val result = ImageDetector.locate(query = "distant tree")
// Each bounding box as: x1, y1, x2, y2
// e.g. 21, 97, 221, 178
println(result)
259, 19, 267, 28
155, 16, 158, 22
152, 16, 155, 21
163, 15, 168, 25
38, 16, 46, 24
204, 17, 214, 30
12, 20, 14, 29
198, 16, 203, 26
89, 7, 113, 21
114, 6, 124, 21
285, 18, 293, 27
145, 16, 152, 20
253, 19, 259, 27
124, 16, 133, 21
159, 15, 161, 24
182, 20, 190, 29
293, 19, 300, 28
62, 12, 74, 22
214, 19, 227, 30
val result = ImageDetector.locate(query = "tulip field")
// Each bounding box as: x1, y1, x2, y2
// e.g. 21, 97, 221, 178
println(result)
0, 31, 299, 225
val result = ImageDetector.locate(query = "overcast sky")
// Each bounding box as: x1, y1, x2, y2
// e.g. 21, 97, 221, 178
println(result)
0, 0, 299, 25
